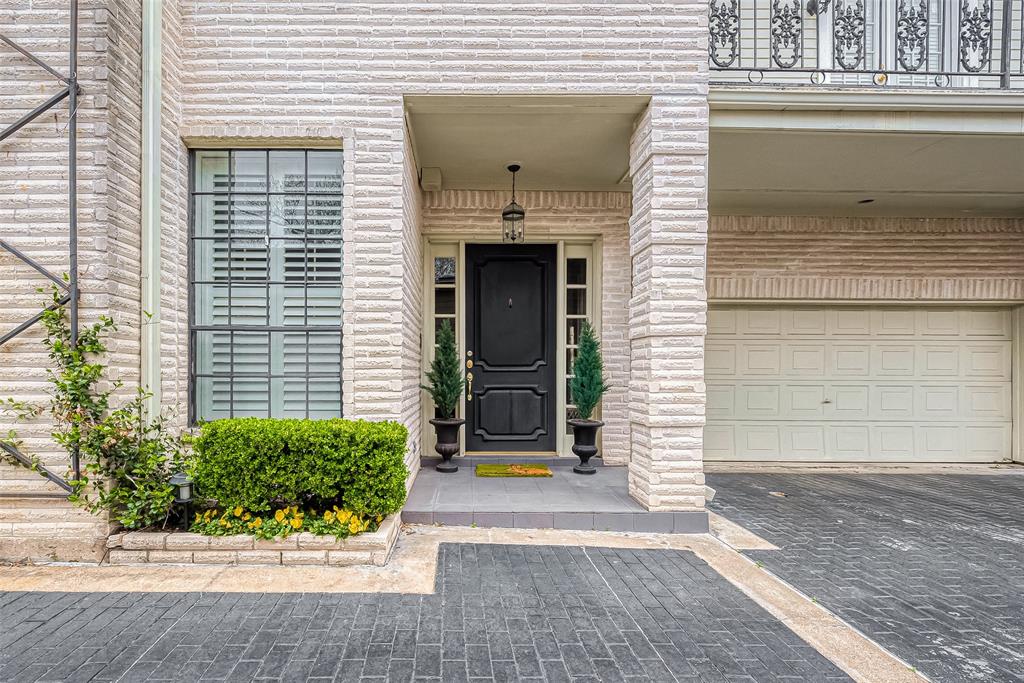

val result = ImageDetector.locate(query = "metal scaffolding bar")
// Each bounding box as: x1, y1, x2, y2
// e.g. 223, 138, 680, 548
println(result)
0, 87, 71, 143
0, 1, 81, 491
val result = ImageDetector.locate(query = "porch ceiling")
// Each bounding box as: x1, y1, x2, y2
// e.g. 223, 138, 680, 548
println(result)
710, 129, 1024, 217
405, 95, 649, 193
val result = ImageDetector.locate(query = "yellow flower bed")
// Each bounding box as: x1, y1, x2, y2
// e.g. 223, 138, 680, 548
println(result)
191, 504, 383, 540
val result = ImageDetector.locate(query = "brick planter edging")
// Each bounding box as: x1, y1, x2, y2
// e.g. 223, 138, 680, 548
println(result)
105, 515, 400, 567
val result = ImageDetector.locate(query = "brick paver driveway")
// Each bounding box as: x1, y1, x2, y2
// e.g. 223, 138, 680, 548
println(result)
0, 544, 847, 682
708, 472, 1024, 683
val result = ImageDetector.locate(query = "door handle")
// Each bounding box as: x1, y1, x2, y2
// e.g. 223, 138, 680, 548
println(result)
466, 372, 473, 402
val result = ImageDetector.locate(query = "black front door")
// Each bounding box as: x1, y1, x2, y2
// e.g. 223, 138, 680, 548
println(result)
465, 244, 557, 453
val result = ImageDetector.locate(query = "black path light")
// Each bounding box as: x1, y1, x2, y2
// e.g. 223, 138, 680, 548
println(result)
170, 472, 193, 529
501, 164, 525, 243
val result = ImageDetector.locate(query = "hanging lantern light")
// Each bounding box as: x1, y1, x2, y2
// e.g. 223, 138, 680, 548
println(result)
501, 164, 525, 243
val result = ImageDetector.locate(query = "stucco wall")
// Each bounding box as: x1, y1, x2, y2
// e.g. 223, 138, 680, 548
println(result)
708, 216, 1024, 301
421, 190, 633, 465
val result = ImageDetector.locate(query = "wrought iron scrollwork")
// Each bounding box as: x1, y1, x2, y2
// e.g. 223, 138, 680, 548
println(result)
896, 0, 929, 72
709, 0, 740, 68
959, 0, 993, 73
807, 0, 831, 15
771, 0, 804, 69
833, 1, 866, 70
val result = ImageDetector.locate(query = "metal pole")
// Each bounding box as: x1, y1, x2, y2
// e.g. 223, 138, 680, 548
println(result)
999, 0, 1014, 88
69, 0, 80, 480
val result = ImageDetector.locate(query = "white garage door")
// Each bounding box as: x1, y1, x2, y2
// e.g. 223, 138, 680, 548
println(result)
705, 306, 1014, 462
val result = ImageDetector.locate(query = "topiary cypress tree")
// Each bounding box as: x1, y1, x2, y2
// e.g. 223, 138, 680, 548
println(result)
421, 320, 465, 419
570, 321, 609, 421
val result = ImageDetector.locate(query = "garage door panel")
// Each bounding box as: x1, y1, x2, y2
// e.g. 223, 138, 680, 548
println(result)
873, 345, 916, 376
787, 309, 827, 336
919, 426, 960, 459
962, 344, 1011, 379
831, 309, 871, 336
963, 309, 1011, 338
873, 309, 916, 336
829, 425, 871, 459
917, 345, 959, 377
740, 345, 782, 376
962, 384, 1012, 419
782, 425, 826, 459
963, 426, 1011, 460
874, 385, 914, 420
830, 385, 870, 419
872, 425, 915, 460
736, 425, 780, 459
783, 344, 826, 376
918, 385, 959, 419
706, 384, 735, 419
703, 424, 735, 459
831, 345, 871, 377
920, 309, 960, 336
707, 308, 737, 335
785, 385, 827, 418
706, 305, 1013, 463
742, 309, 782, 335
737, 385, 780, 418
705, 343, 737, 375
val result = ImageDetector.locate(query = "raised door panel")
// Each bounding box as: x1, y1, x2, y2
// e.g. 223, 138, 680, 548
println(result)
917, 385, 959, 420
873, 345, 916, 377
782, 426, 826, 460
740, 345, 782, 376
919, 309, 960, 336
737, 385, 781, 419
783, 344, 826, 377
962, 344, 1011, 379
830, 385, 870, 420
705, 343, 738, 376
917, 345, 959, 377
785, 385, 827, 419
829, 426, 871, 460
963, 309, 1010, 338
831, 345, 871, 377
706, 384, 736, 419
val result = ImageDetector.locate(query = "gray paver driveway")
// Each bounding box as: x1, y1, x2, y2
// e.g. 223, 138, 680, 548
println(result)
708, 472, 1024, 683
0, 544, 848, 682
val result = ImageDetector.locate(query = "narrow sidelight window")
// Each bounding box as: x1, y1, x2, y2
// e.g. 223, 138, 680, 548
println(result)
189, 149, 343, 421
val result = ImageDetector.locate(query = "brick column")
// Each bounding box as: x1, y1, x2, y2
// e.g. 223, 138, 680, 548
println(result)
627, 96, 709, 512
342, 105, 408, 424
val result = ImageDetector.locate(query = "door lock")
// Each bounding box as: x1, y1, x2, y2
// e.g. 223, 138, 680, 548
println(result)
466, 360, 473, 369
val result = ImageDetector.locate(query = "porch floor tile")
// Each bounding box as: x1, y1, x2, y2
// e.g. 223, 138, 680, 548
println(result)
404, 459, 708, 534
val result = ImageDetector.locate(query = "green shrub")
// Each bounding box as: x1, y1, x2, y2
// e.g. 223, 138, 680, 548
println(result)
193, 418, 408, 517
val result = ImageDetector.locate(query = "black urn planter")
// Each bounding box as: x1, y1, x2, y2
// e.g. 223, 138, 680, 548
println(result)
568, 418, 603, 474
429, 418, 464, 473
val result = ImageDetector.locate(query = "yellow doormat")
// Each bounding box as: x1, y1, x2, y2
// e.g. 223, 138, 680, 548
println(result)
475, 463, 553, 478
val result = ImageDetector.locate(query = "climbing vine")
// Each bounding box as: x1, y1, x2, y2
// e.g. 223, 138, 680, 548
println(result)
2, 287, 189, 529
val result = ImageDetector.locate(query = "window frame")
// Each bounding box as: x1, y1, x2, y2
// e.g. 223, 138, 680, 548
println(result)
187, 148, 344, 424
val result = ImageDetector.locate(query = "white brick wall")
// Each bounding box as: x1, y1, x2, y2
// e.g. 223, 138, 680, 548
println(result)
169, 1, 712, 503
708, 215, 1024, 301
0, 0, 142, 559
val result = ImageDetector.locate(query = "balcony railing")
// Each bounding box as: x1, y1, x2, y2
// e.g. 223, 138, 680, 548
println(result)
709, 0, 1024, 89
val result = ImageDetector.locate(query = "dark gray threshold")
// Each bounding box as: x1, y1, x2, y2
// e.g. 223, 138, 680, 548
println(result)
401, 509, 709, 533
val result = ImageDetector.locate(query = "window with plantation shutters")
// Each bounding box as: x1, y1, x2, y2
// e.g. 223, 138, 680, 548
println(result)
190, 149, 343, 421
